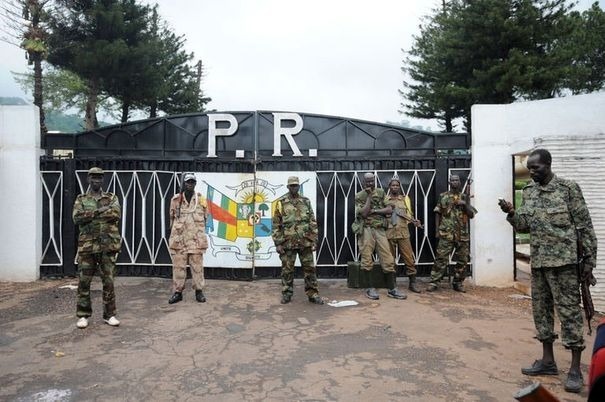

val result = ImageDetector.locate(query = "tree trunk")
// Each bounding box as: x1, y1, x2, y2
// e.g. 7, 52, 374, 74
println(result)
121, 100, 130, 123
85, 78, 99, 130
149, 101, 157, 119
31, 53, 47, 137
444, 114, 453, 133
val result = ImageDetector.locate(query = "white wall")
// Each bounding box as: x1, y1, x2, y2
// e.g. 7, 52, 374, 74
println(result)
0, 105, 41, 281
471, 92, 605, 288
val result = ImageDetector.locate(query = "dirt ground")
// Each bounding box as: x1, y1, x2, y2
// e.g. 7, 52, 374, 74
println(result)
0, 277, 598, 401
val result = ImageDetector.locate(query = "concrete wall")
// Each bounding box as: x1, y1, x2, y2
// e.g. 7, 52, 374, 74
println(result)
0, 106, 41, 281
471, 92, 605, 289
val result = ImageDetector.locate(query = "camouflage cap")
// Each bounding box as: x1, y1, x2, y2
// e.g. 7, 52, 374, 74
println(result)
183, 172, 197, 182
87, 167, 104, 175
287, 176, 300, 186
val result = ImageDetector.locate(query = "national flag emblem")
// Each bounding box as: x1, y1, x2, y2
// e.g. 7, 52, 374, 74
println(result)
206, 185, 238, 241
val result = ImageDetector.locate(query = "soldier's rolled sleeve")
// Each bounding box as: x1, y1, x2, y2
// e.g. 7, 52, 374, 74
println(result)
507, 191, 530, 232
569, 182, 598, 267
271, 204, 284, 245
307, 199, 319, 243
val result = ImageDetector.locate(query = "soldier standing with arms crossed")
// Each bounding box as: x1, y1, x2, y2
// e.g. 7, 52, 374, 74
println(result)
355, 172, 407, 300
385, 176, 423, 293
168, 173, 209, 304
427, 174, 476, 293
272, 176, 324, 305
499, 149, 597, 393
72, 167, 121, 329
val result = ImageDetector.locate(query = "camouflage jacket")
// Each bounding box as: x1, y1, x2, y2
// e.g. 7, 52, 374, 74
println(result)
507, 175, 597, 269
384, 194, 413, 239
434, 191, 476, 241
169, 192, 208, 253
73, 192, 121, 254
355, 188, 388, 229
272, 193, 318, 249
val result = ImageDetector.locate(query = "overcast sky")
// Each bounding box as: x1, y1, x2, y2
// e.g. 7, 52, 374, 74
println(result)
0, 0, 598, 131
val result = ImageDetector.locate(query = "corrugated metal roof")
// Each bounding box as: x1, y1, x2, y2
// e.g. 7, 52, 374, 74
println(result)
535, 135, 605, 312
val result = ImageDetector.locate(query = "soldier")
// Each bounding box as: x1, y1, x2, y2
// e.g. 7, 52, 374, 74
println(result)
355, 172, 407, 300
272, 176, 324, 305
385, 176, 423, 293
427, 174, 476, 293
499, 149, 597, 393
168, 173, 209, 304
72, 167, 121, 329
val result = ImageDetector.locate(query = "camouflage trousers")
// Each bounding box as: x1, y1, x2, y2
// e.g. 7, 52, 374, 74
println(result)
531, 264, 584, 350
359, 227, 395, 273
279, 247, 319, 298
77, 252, 117, 320
430, 238, 469, 284
170, 252, 205, 292
389, 237, 416, 276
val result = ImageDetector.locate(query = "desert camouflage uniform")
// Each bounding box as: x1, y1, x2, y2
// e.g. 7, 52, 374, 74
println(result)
272, 193, 319, 298
169, 192, 208, 292
508, 175, 597, 350
355, 188, 395, 273
385, 194, 417, 276
73, 192, 121, 320
430, 192, 476, 285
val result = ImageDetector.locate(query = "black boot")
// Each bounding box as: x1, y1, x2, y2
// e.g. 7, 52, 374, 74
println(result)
387, 272, 407, 299
168, 291, 183, 304
364, 269, 379, 300
195, 289, 206, 303
408, 275, 421, 293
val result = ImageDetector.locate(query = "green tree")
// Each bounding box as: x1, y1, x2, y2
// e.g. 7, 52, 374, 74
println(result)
0, 0, 52, 135
47, 0, 151, 129
401, 0, 575, 132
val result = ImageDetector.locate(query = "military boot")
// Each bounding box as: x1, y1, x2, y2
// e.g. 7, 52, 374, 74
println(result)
387, 273, 407, 299
195, 289, 206, 303
452, 281, 466, 293
168, 291, 183, 304
408, 275, 421, 293
365, 269, 379, 300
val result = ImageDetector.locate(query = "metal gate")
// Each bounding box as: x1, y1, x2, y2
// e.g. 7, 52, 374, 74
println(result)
41, 111, 471, 279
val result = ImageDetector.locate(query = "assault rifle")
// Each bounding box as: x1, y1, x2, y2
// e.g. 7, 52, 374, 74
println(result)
577, 230, 597, 335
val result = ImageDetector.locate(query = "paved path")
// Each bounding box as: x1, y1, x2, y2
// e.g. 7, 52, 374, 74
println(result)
0, 278, 596, 401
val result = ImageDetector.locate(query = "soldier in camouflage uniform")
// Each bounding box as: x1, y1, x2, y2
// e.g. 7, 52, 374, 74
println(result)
385, 176, 423, 293
500, 149, 597, 393
272, 176, 324, 305
72, 167, 121, 329
355, 172, 407, 301
168, 173, 209, 304
427, 174, 476, 293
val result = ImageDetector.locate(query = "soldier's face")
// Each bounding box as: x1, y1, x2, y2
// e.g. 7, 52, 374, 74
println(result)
184, 179, 196, 192
288, 184, 299, 196
364, 176, 375, 190
88, 174, 103, 191
389, 181, 401, 195
449, 176, 461, 190
527, 154, 551, 184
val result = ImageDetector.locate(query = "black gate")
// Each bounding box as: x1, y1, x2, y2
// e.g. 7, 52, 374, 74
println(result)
41, 111, 471, 279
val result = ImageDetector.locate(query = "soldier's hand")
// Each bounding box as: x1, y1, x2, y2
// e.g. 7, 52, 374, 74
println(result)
365, 187, 372, 194
498, 199, 514, 213
413, 219, 422, 228
96, 206, 110, 215
276, 245, 285, 255
581, 263, 595, 283
311, 244, 316, 252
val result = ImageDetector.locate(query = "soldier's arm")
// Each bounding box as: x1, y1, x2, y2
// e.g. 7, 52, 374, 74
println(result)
506, 190, 530, 233
72, 196, 95, 225
98, 194, 121, 222
307, 199, 319, 244
169, 198, 176, 229
569, 182, 598, 268
271, 200, 285, 246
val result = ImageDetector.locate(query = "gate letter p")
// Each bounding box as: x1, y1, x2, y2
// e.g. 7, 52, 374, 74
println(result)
207, 114, 238, 158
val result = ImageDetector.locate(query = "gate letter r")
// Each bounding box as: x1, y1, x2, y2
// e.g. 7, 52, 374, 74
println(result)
273, 113, 303, 157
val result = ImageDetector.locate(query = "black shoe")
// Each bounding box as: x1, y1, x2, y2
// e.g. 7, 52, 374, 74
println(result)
426, 283, 438, 292
281, 294, 292, 304
521, 359, 558, 376
308, 295, 324, 305
564, 371, 583, 393
366, 288, 379, 300
168, 292, 183, 304
195, 290, 206, 303
453, 282, 466, 293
